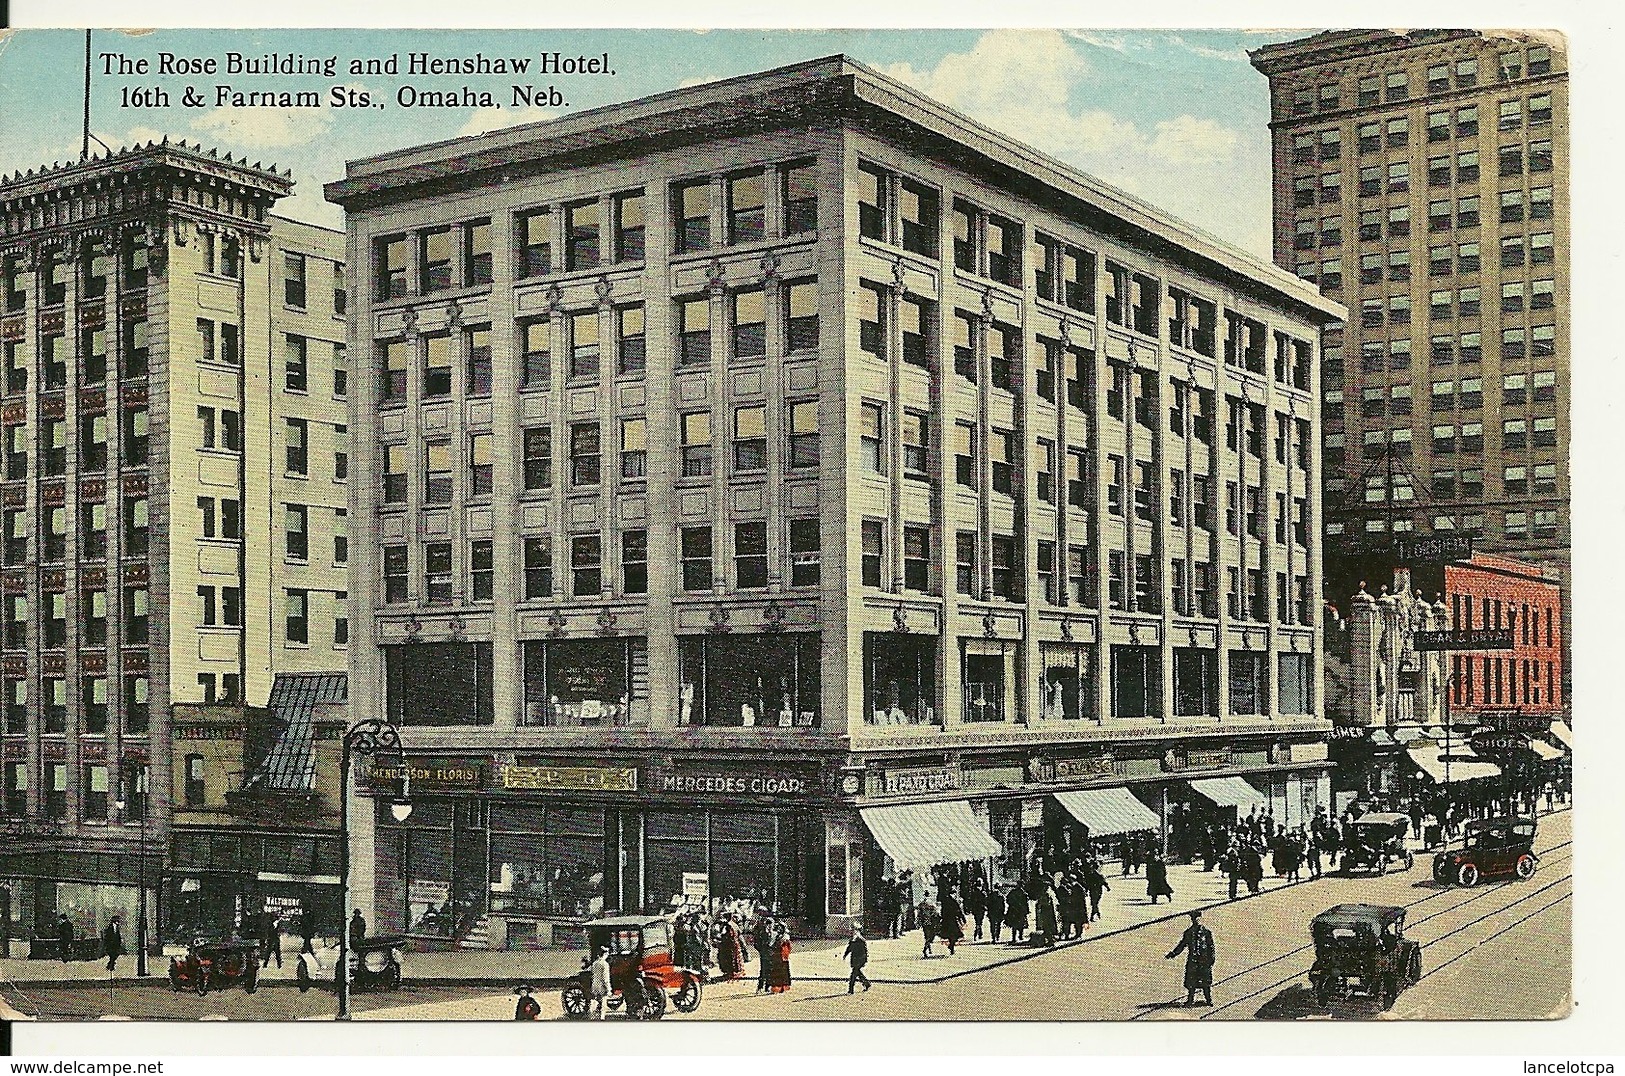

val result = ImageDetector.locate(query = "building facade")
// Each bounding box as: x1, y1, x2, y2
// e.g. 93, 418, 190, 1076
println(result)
0, 142, 349, 952
1249, 31, 1570, 700
327, 56, 1343, 947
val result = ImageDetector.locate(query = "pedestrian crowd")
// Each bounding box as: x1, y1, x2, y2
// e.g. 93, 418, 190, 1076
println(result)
672, 906, 794, 995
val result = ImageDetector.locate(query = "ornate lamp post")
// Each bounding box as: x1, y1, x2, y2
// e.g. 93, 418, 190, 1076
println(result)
113, 778, 150, 977
337, 717, 409, 1021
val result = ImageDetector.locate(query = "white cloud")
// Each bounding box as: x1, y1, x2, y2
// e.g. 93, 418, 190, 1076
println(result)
458, 105, 560, 137
190, 98, 343, 150
879, 29, 1264, 255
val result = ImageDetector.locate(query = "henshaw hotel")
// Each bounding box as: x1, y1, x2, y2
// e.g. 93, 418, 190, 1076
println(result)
325, 56, 1345, 947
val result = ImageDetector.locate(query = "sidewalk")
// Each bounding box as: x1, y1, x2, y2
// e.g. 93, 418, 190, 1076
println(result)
1, 805, 1571, 992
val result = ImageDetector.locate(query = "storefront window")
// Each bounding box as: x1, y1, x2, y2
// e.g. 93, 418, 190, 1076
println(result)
385, 642, 493, 726
676, 632, 819, 727
1229, 650, 1267, 715
520, 637, 642, 727
1039, 644, 1091, 720
644, 810, 792, 918
489, 803, 606, 919
1174, 647, 1220, 716
1111, 645, 1161, 718
962, 641, 1013, 722
864, 632, 938, 725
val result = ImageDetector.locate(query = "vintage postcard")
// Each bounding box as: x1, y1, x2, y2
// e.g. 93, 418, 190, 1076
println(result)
0, 26, 1572, 1030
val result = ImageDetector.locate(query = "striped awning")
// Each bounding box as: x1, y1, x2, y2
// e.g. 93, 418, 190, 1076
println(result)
860, 800, 1003, 873
1189, 776, 1270, 813
1051, 787, 1161, 837
1408, 744, 1501, 783
1548, 722, 1573, 750
1529, 739, 1566, 762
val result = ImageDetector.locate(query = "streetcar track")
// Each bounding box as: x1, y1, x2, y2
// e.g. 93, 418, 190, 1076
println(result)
1410, 890, 1572, 985
1125, 836, 1573, 1021
1194, 862, 1574, 1019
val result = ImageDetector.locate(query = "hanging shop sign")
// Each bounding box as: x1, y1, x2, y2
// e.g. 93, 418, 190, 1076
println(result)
361, 757, 485, 791
655, 769, 810, 797
500, 764, 638, 792
1027, 755, 1117, 783
1470, 731, 1530, 753
1162, 748, 1233, 773
868, 766, 959, 796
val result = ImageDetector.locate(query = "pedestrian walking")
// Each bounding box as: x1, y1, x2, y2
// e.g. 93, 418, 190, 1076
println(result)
1165, 910, 1216, 1007
588, 946, 611, 1020
1146, 850, 1174, 905
965, 876, 988, 941
751, 917, 773, 992
1005, 882, 1029, 943
1307, 835, 1323, 879
940, 889, 966, 955
767, 926, 793, 994
1084, 860, 1110, 922
513, 984, 541, 1020
348, 909, 367, 949
918, 897, 940, 957
843, 927, 871, 993
298, 908, 317, 956
1032, 876, 1059, 947
260, 910, 283, 969
101, 915, 124, 972
56, 913, 74, 964
1222, 844, 1241, 900
716, 914, 747, 982
986, 885, 1007, 943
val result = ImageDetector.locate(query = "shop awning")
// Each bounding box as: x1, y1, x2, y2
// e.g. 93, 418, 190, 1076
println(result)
860, 800, 1003, 873
1529, 739, 1566, 762
1408, 744, 1501, 783
1189, 776, 1270, 813
1051, 787, 1161, 837
1368, 729, 1397, 747
1390, 726, 1427, 744
1549, 722, 1573, 750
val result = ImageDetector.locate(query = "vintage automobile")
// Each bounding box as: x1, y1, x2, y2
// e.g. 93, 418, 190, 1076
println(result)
1307, 904, 1422, 1009
1340, 813, 1415, 875
167, 938, 261, 995
346, 935, 408, 992
1432, 816, 1539, 886
560, 915, 703, 1020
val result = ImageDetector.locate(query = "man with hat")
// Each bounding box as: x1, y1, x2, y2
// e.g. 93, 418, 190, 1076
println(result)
513, 983, 540, 1020
1165, 909, 1216, 1006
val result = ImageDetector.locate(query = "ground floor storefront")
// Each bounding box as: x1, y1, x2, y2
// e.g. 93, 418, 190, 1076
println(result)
0, 842, 159, 959
354, 727, 1332, 947
163, 826, 343, 944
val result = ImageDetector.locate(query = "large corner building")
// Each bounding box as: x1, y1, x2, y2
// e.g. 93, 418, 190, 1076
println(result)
0, 142, 350, 952
327, 55, 1343, 945
1249, 31, 1569, 702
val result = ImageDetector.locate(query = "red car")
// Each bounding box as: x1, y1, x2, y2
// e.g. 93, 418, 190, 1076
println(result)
1432, 816, 1538, 886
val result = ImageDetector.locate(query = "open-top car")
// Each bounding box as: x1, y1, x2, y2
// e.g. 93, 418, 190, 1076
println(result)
561, 915, 703, 1020
1340, 813, 1415, 874
1307, 903, 1422, 1009
167, 937, 261, 995
1432, 816, 1538, 886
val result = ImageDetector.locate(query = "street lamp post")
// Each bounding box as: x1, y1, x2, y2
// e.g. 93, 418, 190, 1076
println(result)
337, 717, 408, 1021
112, 785, 149, 978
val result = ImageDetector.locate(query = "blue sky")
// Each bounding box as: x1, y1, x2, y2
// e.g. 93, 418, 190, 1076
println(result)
0, 29, 1306, 256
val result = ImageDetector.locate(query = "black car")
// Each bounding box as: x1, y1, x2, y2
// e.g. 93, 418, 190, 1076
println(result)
1307, 903, 1422, 1009
1432, 816, 1538, 886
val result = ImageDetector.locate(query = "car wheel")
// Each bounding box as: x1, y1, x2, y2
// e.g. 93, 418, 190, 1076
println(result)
640, 981, 667, 1021
1515, 854, 1536, 880
560, 981, 590, 1020
1456, 862, 1480, 887
672, 974, 703, 1014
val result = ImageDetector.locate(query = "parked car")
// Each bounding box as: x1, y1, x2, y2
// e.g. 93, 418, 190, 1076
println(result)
1307, 903, 1422, 1009
1432, 816, 1538, 886
1340, 813, 1415, 875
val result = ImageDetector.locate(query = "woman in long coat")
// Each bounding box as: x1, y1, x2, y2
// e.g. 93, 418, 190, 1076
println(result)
1146, 851, 1174, 905
939, 890, 966, 955
963, 877, 988, 941
1005, 882, 1029, 943
1032, 876, 1059, 945
715, 915, 746, 980
767, 926, 793, 993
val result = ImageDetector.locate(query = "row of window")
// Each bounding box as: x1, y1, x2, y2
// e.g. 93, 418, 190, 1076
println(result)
1293, 139, 1554, 208
375, 160, 818, 299
1324, 416, 1559, 461
0, 498, 146, 566
1, 237, 153, 312
1328, 370, 1557, 420
1286, 46, 1554, 117
1329, 510, 1561, 541
1, 319, 150, 395
1450, 654, 1559, 708
0, 760, 150, 822
1, 586, 149, 649
0, 675, 153, 738
1293, 199, 1556, 252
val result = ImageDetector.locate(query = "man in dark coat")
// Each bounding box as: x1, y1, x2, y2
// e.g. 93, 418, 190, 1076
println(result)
348, 908, 367, 949
1083, 859, 1110, 922
298, 908, 318, 956
260, 910, 283, 968
1243, 841, 1264, 896
986, 885, 1007, 943
843, 926, 871, 993
101, 915, 124, 972
964, 877, 988, 942
939, 890, 965, 955
1004, 882, 1029, 944
1166, 910, 1216, 1006
1145, 851, 1174, 905
56, 914, 74, 964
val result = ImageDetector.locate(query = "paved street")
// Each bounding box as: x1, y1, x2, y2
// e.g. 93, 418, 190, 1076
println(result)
2, 810, 1570, 1022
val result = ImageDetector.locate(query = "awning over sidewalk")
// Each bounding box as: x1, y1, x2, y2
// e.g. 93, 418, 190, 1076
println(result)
860, 800, 1003, 873
1188, 776, 1269, 813
1528, 739, 1566, 762
1407, 744, 1501, 783
1051, 787, 1161, 837
1548, 721, 1573, 750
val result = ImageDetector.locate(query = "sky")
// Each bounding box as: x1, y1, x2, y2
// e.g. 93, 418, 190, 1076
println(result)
0, 28, 1304, 258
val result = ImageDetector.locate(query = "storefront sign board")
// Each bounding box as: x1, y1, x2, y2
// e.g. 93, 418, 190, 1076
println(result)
363, 758, 485, 790
873, 767, 959, 796
501, 764, 638, 792
1027, 755, 1116, 782
656, 771, 809, 796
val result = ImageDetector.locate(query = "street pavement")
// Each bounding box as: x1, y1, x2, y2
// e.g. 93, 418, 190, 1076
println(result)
0, 808, 1571, 1021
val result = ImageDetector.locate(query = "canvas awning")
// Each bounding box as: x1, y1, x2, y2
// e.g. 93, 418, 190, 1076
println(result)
1548, 722, 1573, 750
1407, 744, 1501, 783
1050, 787, 1161, 837
1368, 729, 1397, 747
860, 800, 1003, 873
1528, 739, 1565, 762
1188, 776, 1270, 813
